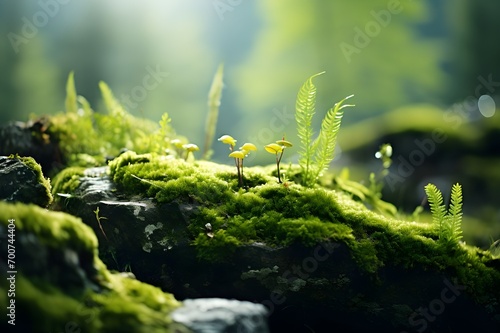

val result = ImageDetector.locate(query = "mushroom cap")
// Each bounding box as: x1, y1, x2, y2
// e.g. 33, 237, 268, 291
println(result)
276, 139, 293, 148
183, 143, 200, 152
265, 143, 283, 154
229, 150, 245, 159
240, 143, 257, 151
218, 135, 237, 146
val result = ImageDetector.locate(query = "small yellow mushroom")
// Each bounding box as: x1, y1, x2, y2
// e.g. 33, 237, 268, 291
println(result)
240, 143, 257, 152
240, 143, 257, 157
265, 143, 283, 154
170, 139, 184, 148
183, 143, 199, 152
218, 135, 237, 146
276, 140, 293, 148
222, 138, 257, 187
265, 138, 293, 183
228, 150, 245, 159
182, 143, 199, 161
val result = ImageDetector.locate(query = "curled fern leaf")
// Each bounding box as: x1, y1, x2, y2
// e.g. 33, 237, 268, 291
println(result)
295, 72, 324, 186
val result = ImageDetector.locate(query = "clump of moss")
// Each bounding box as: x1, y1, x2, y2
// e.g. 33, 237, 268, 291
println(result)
0, 202, 181, 332
51, 166, 86, 195
105, 151, 500, 307
45, 74, 189, 169
109, 151, 270, 204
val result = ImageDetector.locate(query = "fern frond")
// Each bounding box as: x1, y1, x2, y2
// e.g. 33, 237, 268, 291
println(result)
311, 94, 354, 181
424, 183, 447, 237
425, 183, 464, 247
203, 63, 224, 159
295, 72, 324, 186
446, 183, 463, 243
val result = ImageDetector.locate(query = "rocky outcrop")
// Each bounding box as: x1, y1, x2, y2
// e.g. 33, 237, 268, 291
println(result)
50, 155, 500, 333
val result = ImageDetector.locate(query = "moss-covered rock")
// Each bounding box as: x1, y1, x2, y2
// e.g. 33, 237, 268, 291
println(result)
52, 151, 500, 332
0, 202, 182, 333
0, 155, 53, 207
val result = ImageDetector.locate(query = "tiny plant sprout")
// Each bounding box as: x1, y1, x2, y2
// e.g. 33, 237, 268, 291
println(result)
265, 138, 293, 183
182, 143, 199, 161
239, 143, 257, 182
220, 136, 257, 187
170, 139, 184, 157
229, 150, 246, 187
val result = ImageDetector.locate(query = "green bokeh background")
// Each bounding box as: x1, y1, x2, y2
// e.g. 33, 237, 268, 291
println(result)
2, 1, 499, 160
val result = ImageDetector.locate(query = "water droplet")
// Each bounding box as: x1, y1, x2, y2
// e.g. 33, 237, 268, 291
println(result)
478, 95, 496, 118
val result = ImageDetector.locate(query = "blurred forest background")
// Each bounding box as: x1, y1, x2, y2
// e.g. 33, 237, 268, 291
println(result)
0, 0, 499, 244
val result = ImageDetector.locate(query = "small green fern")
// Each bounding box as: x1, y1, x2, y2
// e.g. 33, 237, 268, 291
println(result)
295, 72, 354, 187
424, 183, 463, 246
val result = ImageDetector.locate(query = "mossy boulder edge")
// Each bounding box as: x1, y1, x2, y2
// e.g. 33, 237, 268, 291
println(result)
0, 202, 183, 333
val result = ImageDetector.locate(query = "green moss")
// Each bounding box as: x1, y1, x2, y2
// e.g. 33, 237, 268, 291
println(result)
0, 202, 181, 332
0, 201, 96, 254
10, 276, 93, 332
193, 229, 241, 261
48, 87, 173, 168
109, 151, 270, 204
17, 156, 53, 200
51, 166, 86, 196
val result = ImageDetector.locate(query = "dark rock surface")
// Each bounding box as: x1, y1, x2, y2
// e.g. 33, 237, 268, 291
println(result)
0, 155, 53, 207
53, 167, 500, 333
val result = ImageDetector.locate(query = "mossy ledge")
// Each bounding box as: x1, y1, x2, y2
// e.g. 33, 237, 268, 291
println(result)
0, 202, 180, 333
106, 151, 500, 301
